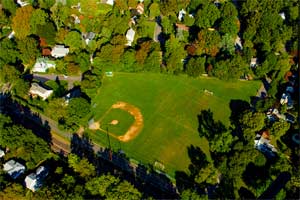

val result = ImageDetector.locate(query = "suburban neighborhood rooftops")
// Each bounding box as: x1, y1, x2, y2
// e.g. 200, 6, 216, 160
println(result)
3, 160, 26, 179
51, 45, 69, 58
250, 58, 257, 67
136, 3, 144, 15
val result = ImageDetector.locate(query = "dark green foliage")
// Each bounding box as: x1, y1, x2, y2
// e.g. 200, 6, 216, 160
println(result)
195, 3, 220, 28
0, 39, 19, 65
0, 114, 51, 169
36, 22, 56, 45
185, 56, 205, 77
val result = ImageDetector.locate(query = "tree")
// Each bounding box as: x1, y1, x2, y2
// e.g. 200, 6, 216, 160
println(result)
30, 9, 48, 34
181, 189, 208, 200
149, 3, 160, 19
195, 3, 220, 28
68, 154, 96, 179
80, 0, 99, 16
50, 3, 70, 30
270, 121, 290, 142
12, 6, 34, 39
210, 130, 237, 153
16, 37, 40, 65
0, 39, 19, 65
36, 22, 57, 46
64, 31, 83, 53
196, 29, 221, 56
107, 180, 142, 200
1, 0, 17, 15
185, 56, 206, 77
45, 98, 67, 121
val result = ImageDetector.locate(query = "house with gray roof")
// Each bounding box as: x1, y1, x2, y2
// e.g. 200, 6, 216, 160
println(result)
3, 160, 26, 179
51, 45, 69, 58
29, 83, 53, 100
25, 166, 48, 192
82, 32, 96, 45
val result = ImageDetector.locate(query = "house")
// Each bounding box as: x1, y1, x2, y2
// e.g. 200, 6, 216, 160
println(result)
175, 23, 189, 31
250, 57, 257, 67
101, 0, 114, 6
279, 12, 285, 20
8, 31, 15, 39
71, 14, 81, 24
16, 0, 29, 7
136, 2, 144, 15
82, 32, 96, 45
32, 58, 56, 73
51, 45, 69, 58
235, 36, 243, 50
254, 131, 277, 158
3, 160, 26, 179
29, 83, 53, 100
280, 93, 293, 109
178, 9, 186, 21
126, 28, 135, 46
0, 149, 4, 158
25, 166, 48, 192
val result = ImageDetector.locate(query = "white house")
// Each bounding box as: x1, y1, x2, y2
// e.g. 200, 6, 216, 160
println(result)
7, 31, 15, 39
32, 58, 56, 73
29, 83, 53, 100
279, 12, 285, 20
126, 28, 135, 46
3, 160, 26, 179
178, 9, 186, 21
0, 149, 5, 158
16, 0, 29, 7
102, 0, 114, 6
25, 166, 48, 192
51, 45, 69, 58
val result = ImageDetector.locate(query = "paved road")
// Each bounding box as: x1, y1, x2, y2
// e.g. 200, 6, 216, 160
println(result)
33, 74, 81, 90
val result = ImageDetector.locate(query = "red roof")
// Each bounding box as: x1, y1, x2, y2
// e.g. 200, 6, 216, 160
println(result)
42, 48, 51, 56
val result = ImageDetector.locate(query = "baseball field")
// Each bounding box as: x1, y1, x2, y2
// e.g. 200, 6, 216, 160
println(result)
87, 72, 260, 177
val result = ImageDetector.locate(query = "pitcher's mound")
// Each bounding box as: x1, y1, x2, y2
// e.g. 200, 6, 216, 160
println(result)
110, 120, 119, 125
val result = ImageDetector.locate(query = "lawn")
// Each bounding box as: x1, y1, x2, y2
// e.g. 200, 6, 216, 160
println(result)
88, 72, 260, 177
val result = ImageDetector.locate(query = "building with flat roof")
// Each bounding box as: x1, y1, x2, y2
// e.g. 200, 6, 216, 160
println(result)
51, 45, 69, 58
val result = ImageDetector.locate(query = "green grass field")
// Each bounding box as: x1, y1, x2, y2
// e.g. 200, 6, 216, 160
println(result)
88, 72, 260, 177
99, 108, 135, 137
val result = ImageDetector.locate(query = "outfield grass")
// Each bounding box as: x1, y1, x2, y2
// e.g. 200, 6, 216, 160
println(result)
99, 108, 135, 137
88, 72, 260, 177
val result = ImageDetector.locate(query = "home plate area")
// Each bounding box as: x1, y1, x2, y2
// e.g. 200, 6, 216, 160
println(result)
89, 102, 144, 142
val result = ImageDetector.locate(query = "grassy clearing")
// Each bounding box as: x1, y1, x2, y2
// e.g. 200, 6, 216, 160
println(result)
99, 108, 135, 137
88, 72, 260, 177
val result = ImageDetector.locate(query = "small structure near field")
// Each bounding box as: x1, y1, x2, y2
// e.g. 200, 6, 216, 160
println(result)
204, 89, 214, 95
3, 160, 25, 179
105, 71, 113, 77
29, 83, 53, 100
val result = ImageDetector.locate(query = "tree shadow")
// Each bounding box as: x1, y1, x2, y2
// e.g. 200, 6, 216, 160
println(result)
229, 99, 250, 125
70, 133, 95, 161
197, 109, 227, 140
2, 96, 52, 144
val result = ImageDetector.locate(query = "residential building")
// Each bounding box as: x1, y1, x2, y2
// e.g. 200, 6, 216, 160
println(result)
51, 45, 69, 58
254, 131, 277, 158
29, 83, 53, 100
250, 57, 257, 67
8, 31, 15, 39
178, 9, 186, 21
25, 166, 48, 192
235, 36, 243, 50
136, 3, 144, 15
0, 149, 4, 158
126, 28, 135, 46
153, 22, 162, 42
32, 57, 56, 73
16, 0, 29, 7
82, 32, 96, 45
101, 0, 114, 6
3, 160, 26, 179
